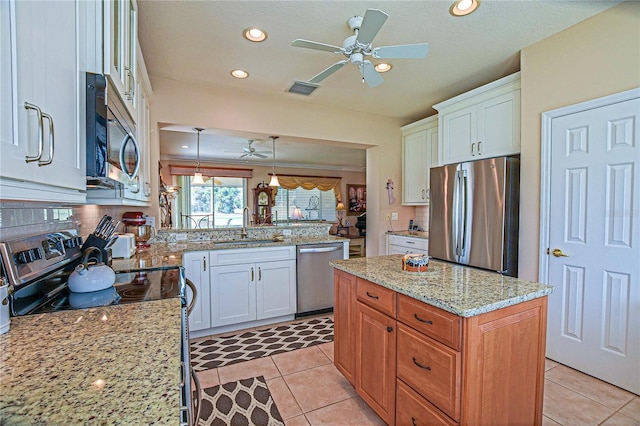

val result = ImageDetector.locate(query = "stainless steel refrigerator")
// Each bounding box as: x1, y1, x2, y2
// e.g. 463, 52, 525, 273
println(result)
429, 156, 520, 277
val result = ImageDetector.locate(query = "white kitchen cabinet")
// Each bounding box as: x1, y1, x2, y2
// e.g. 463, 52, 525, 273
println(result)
386, 234, 428, 255
0, 0, 86, 203
183, 251, 211, 331
434, 72, 520, 165
401, 115, 438, 205
104, 0, 138, 119
210, 246, 297, 328
135, 41, 152, 202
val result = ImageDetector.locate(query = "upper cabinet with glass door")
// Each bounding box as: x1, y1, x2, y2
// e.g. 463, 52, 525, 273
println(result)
104, 0, 137, 120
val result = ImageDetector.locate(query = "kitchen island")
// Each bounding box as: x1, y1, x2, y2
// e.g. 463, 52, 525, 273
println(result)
0, 298, 182, 424
331, 255, 553, 426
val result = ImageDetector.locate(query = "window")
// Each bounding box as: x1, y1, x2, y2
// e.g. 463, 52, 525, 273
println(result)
273, 187, 337, 222
178, 176, 246, 228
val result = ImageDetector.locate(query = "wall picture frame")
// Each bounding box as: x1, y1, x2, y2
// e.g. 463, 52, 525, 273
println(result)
347, 184, 366, 213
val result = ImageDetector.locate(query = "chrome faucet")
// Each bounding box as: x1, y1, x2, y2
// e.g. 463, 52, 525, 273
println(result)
241, 207, 251, 238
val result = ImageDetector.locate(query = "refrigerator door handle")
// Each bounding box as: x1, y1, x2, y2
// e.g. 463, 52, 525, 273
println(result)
460, 170, 468, 256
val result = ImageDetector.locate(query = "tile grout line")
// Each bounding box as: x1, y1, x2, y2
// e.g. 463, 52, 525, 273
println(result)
544, 376, 634, 413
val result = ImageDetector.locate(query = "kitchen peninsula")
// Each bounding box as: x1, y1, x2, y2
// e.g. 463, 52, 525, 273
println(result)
331, 255, 553, 425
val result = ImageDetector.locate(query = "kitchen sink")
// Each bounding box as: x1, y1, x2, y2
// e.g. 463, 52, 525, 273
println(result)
213, 239, 275, 246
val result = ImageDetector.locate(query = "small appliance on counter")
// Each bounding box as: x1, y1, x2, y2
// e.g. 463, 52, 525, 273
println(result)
110, 233, 136, 258
122, 212, 155, 249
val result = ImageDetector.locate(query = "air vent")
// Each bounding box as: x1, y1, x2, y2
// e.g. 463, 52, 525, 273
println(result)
287, 80, 320, 96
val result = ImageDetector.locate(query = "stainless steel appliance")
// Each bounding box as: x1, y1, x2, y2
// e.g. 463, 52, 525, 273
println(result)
0, 230, 201, 424
296, 242, 345, 316
86, 72, 140, 189
429, 155, 520, 277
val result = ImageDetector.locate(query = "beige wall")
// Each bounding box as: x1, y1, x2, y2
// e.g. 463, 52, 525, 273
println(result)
519, 1, 640, 280
148, 78, 409, 255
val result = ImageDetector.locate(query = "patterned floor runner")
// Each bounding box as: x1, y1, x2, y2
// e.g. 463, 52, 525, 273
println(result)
191, 316, 334, 371
198, 376, 284, 426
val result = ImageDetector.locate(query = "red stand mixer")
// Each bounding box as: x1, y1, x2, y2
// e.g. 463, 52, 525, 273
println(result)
122, 212, 155, 249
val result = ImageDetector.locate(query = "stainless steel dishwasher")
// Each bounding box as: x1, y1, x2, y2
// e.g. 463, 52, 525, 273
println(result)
296, 242, 345, 317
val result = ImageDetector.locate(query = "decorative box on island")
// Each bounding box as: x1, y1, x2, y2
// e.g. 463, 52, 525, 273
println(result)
401, 254, 429, 273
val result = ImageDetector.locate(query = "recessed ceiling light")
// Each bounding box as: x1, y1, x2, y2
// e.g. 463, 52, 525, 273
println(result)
375, 63, 392, 73
450, 0, 480, 16
181, 145, 189, 149
231, 69, 249, 79
243, 27, 267, 42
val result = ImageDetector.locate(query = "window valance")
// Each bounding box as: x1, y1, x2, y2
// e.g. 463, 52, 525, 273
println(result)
169, 165, 253, 178
270, 173, 342, 201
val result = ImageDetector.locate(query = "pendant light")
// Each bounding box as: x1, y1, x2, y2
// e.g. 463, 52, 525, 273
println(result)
268, 136, 280, 187
192, 127, 205, 185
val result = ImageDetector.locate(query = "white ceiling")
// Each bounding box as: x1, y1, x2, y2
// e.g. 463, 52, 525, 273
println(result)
139, 0, 620, 170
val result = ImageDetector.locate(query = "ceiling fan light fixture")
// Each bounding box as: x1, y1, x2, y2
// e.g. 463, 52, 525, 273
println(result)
374, 63, 392, 73
450, 0, 480, 16
243, 27, 267, 42
231, 69, 249, 79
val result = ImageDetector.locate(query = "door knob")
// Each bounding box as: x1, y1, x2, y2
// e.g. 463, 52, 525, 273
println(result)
551, 248, 569, 257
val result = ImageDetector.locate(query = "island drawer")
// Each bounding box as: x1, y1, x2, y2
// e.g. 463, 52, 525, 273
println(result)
397, 323, 461, 421
356, 278, 396, 317
397, 294, 461, 350
396, 380, 458, 426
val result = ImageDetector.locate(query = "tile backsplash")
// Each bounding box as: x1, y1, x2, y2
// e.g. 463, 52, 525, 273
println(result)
0, 201, 151, 242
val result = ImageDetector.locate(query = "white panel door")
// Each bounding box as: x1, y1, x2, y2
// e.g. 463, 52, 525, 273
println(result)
546, 96, 639, 393
256, 260, 296, 320
183, 251, 211, 332
211, 264, 256, 327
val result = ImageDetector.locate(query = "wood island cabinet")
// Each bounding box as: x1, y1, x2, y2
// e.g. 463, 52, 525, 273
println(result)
334, 270, 548, 426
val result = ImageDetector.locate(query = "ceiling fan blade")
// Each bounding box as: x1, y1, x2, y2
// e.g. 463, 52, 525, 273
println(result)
242, 147, 252, 153
356, 9, 388, 46
254, 153, 268, 159
309, 60, 348, 84
291, 39, 343, 54
239, 153, 249, 158
360, 60, 383, 88
372, 43, 430, 59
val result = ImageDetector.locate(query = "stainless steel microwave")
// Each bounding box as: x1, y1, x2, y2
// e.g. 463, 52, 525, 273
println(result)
86, 72, 140, 189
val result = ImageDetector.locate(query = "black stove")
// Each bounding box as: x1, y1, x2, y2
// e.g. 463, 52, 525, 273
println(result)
0, 230, 182, 316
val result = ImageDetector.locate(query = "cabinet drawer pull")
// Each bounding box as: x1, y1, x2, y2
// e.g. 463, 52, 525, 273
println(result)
412, 357, 431, 371
413, 313, 433, 324
387, 326, 393, 333
24, 102, 44, 163
411, 417, 417, 426
366, 291, 379, 299
38, 112, 54, 166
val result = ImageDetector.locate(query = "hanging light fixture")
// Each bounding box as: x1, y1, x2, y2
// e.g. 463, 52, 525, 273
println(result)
192, 127, 205, 185
268, 136, 280, 187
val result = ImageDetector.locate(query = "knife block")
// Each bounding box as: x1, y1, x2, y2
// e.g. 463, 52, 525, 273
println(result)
81, 234, 113, 265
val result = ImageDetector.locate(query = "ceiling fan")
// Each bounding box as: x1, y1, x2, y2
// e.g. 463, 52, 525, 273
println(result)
239, 140, 271, 159
291, 8, 429, 88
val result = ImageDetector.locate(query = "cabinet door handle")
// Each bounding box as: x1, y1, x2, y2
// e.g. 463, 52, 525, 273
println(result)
412, 357, 431, 371
38, 112, 54, 166
258, 267, 262, 281
411, 417, 418, 426
24, 102, 44, 163
366, 291, 379, 300
251, 267, 254, 281
477, 141, 482, 155
471, 142, 476, 156
387, 326, 393, 332
413, 313, 433, 324
203, 257, 206, 271
421, 189, 425, 200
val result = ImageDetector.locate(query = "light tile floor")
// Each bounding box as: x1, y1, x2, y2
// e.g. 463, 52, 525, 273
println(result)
194, 325, 639, 426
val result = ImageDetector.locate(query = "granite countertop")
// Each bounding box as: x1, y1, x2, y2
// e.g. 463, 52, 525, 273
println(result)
387, 230, 429, 239
111, 235, 347, 272
330, 255, 553, 317
0, 298, 182, 424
